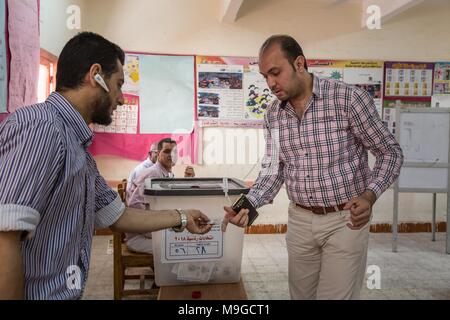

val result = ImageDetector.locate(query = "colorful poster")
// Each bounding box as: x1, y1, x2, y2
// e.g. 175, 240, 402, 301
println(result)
383, 62, 434, 133
94, 94, 139, 134
433, 62, 450, 96
431, 62, 450, 108
196, 56, 273, 127
308, 60, 384, 116
0, 0, 7, 113
244, 64, 275, 120
197, 62, 244, 119
7, 0, 39, 112
122, 54, 140, 95
343, 61, 384, 116
384, 62, 434, 98
308, 59, 345, 81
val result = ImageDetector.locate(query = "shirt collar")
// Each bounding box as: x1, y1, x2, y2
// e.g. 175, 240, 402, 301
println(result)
46, 92, 93, 147
279, 73, 322, 109
311, 73, 322, 98
155, 161, 172, 177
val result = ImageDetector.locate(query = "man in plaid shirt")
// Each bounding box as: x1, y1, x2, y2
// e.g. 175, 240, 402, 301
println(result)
224, 35, 403, 299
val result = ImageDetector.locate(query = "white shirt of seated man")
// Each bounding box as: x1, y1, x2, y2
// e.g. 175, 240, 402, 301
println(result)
125, 143, 159, 202
125, 141, 195, 254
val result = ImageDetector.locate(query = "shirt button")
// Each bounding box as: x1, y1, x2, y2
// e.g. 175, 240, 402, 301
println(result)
306, 175, 310, 178
309, 196, 313, 199
305, 153, 309, 157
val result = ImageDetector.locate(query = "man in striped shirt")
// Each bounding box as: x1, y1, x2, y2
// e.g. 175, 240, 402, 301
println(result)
0, 32, 221, 300
225, 35, 404, 299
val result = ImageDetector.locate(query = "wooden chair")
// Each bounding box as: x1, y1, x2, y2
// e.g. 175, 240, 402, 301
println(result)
113, 180, 159, 300
117, 179, 128, 206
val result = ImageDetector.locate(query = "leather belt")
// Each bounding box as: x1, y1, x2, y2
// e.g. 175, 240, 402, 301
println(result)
295, 203, 346, 215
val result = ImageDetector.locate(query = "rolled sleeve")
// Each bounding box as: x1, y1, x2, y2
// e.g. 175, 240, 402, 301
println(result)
246, 110, 285, 208
0, 119, 64, 233
94, 195, 125, 229
92, 164, 126, 229
349, 87, 404, 199
0, 204, 40, 232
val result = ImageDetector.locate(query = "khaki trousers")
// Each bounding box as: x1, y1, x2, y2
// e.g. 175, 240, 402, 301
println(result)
286, 202, 370, 300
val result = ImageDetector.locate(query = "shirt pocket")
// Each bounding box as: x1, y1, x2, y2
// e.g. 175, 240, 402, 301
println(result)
317, 115, 348, 132
310, 114, 349, 157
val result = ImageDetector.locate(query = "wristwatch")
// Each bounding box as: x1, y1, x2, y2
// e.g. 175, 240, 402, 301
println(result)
172, 209, 188, 232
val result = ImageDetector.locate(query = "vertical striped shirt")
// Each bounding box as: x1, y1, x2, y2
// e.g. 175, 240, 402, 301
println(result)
247, 75, 404, 208
0, 92, 125, 300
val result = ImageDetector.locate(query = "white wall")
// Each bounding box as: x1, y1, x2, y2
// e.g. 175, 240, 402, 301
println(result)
40, 0, 87, 55
81, 0, 450, 60
69, 0, 450, 225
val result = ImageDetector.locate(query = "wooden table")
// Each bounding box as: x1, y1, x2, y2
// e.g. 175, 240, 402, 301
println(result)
157, 278, 247, 300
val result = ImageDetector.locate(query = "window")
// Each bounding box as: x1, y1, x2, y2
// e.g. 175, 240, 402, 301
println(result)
38, 48, 57, 103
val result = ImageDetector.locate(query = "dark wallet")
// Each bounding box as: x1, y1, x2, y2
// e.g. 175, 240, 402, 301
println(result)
231, 194, 259, 226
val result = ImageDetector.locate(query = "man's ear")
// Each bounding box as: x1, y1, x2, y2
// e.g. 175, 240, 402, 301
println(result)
295, 56, 305, 72
87, 63, 103, 88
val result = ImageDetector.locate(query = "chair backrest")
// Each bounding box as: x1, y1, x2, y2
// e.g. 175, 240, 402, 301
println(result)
117, 179, 128, 205
113, 179, 158, 299
117, 184, 125, 202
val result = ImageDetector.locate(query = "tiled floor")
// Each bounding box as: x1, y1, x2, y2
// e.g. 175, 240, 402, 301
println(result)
83, 232, 450, 300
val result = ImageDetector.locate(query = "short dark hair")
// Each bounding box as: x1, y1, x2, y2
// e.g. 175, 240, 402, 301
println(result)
56, 32, 125, 91
158, 138, 176, 151
259, 34, 308, 71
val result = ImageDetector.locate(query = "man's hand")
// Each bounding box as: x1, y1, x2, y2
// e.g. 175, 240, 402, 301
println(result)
184, 166, 195, 178
343, 190, 376, 230
183, 209, 212, 234
221, 206, 250, 232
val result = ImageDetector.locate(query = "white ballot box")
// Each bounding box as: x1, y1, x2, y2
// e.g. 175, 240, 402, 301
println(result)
144, 178, 250, 286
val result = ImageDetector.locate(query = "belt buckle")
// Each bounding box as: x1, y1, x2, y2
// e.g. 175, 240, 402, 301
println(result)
312, 207, 326, 215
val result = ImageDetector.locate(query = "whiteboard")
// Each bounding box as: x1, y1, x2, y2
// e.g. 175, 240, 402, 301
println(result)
399, 167, 448, 189
397, 108, 450, 190
139, 55, 195, 134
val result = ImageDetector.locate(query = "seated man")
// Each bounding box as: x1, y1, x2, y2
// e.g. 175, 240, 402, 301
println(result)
126, 138, 195, 254
126, 142, 158, 202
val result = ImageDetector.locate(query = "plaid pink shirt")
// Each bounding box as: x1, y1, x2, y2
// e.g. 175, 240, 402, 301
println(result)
247, 75, 404, 208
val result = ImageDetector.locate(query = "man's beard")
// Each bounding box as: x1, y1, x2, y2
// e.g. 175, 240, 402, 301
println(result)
91, 92, 113, 125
